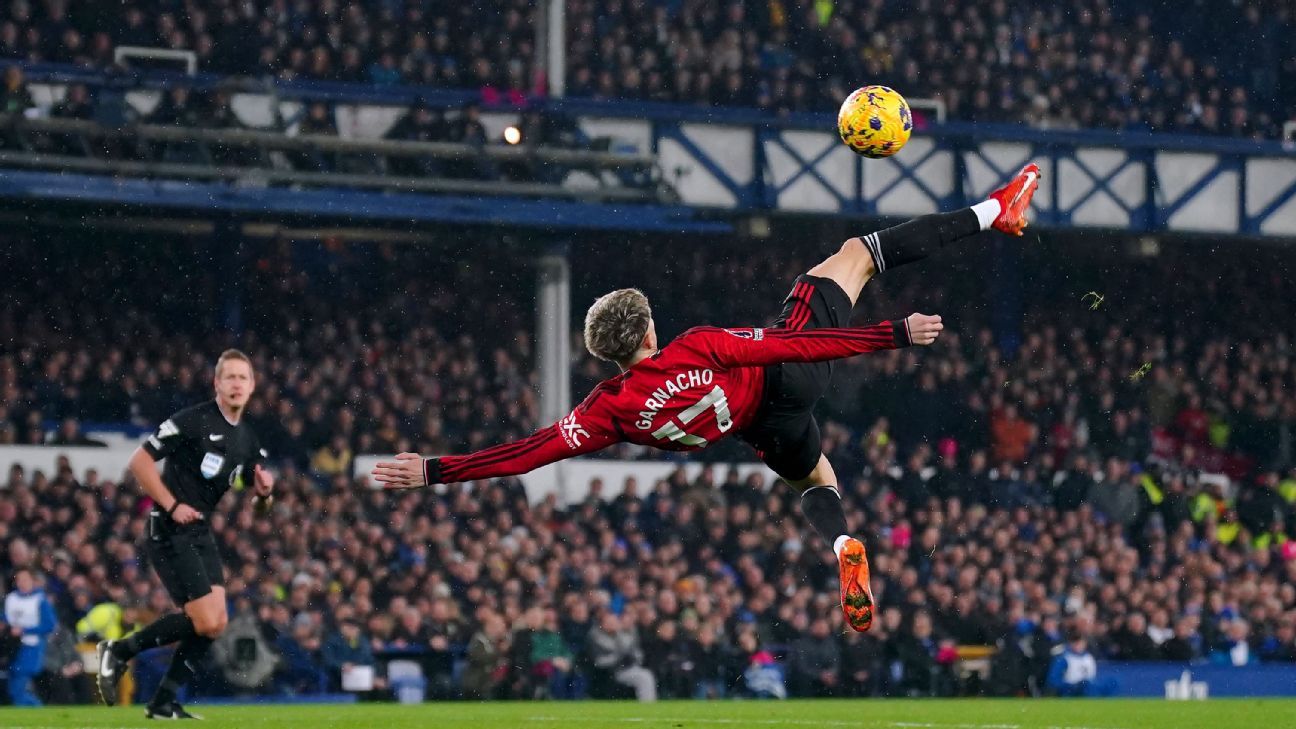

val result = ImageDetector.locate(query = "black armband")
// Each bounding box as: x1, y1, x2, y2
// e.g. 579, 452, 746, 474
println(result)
423, 457, 442, 486
890, 319, 912, 348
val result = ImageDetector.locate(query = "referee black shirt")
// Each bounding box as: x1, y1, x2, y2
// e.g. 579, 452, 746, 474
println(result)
142, 400, 268, 516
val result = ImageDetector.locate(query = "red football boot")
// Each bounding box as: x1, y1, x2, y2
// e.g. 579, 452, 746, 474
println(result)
987, 162, 1041, 236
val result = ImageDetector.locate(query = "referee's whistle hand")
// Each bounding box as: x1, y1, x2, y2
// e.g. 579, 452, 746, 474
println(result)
371, 452, 428, 490
253, 464, 275, 496
171, 504, 203, 524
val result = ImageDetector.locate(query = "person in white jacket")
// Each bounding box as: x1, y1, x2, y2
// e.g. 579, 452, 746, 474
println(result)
4, 568, 57, 706
588, 611, 656, 702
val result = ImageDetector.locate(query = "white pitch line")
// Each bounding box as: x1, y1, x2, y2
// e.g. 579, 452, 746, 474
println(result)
526, 716, 1130, 729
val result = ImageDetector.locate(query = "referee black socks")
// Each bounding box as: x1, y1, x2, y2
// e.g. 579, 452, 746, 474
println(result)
800, 485, 850, 551
113, 612, 196, 660
857, 207, 986, 273
153, 634, 214, 707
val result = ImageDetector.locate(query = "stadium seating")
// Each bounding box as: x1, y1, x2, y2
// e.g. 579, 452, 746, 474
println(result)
0, 1, 1292, 138
2, 228, 1294, 703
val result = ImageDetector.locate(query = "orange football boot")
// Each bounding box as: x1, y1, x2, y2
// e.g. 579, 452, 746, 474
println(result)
838, 537, 875, 632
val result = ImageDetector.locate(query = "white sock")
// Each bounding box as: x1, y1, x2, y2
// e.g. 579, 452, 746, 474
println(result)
833, 534, 852, 558
971, 198, 1001, 231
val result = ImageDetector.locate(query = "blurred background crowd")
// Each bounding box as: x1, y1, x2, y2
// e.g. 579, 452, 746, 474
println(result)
0, 0, 1293, 138
2, 227, 1295, 703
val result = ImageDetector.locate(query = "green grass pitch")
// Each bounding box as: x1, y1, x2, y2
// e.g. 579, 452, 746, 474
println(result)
1, 699, 1292, 729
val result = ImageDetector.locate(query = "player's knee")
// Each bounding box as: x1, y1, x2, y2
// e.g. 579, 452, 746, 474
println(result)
845, 237, 878, 276
192, 610, 226, 638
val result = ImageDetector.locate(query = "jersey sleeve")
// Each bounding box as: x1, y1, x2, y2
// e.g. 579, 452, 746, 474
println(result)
247, 432, 268, 470
427, 399, 621, 485
687, 322, 912, 368
141, 408, 199, 461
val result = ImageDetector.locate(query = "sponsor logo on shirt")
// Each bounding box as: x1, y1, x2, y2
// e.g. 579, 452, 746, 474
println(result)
559, 412, 589, 449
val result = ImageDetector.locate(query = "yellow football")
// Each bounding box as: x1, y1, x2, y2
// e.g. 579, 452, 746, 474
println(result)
837, 85, 913, 158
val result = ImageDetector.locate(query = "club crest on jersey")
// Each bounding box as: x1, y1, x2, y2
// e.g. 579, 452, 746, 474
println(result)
559, 412, 589, 449
200, 452, 225, 479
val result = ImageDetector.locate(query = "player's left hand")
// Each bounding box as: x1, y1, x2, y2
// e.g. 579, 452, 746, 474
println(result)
905, 313, 943, 345
253, 464, 275, 497
371, 452, 428, 490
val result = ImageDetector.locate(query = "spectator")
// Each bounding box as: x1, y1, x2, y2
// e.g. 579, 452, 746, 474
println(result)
1161, 616, 1205, 663
50, 83, 92, 120
735, 631, 786, 699
0, 65, 34, 115
1210, 620, 1259, 667
529, 607, 574, 700
310, 435, 354, 481
321, 618, 375, 692
1046, 628, 1117, 697
1258, 619, 1296, 663
1109, 613, 1159, 661
588, 611, 656, 702
885, 611, 943, 697
4, 568, 57, 706
46, 418, 105, 447
422, 599, 461, 700
991, 404, 1036, 464
789, 617, 840, 698
688, 627, 729, 699
35, 623, 91, 705
463, 613, 510, 700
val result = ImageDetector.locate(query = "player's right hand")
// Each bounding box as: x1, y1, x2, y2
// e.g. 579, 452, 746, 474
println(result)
906, 313, 943, 345
170, 503, 203, 524
371, 452, 429, 490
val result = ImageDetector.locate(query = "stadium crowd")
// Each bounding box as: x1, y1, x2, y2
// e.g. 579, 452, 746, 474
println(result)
2, 231, 1296, 704
0, 1, 1293, 139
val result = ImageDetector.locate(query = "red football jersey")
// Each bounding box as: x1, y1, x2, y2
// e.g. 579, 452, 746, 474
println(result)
426, 322, 910, 484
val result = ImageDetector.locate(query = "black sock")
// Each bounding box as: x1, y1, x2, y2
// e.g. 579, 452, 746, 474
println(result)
151, 634, 213, 707
113, 613, 196, 661
800, 485, 850, 549
858, 209, 980, 273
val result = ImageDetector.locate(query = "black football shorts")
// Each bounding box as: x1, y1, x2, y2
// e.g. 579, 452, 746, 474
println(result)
739, 273, 853, 481
146, 512, 225, 605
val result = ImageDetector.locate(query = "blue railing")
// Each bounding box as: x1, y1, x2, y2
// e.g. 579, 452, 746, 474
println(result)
12, 60, 1296, 237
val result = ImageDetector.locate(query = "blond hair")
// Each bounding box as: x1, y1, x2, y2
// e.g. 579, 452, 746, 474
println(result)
583, 289, 652, 363
215, 348, 253, 378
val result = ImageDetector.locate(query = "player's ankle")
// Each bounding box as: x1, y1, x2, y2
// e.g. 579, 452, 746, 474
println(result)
833, 534, 852, 558
972, 198, 1002, 231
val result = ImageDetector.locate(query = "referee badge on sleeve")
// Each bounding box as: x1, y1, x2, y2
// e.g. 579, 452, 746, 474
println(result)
200, 452, 225, 479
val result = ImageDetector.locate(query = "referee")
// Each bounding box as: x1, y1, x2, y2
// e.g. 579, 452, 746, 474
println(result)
96, 349, 274, 719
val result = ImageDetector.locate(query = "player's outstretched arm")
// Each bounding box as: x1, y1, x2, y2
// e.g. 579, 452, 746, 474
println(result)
905, 313, 943, 345
372, 413, 620, 489
697, 312, 942, 369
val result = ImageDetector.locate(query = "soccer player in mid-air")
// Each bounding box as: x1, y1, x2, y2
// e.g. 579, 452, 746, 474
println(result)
375, 163, 1040, 632
96, 349, 274, 719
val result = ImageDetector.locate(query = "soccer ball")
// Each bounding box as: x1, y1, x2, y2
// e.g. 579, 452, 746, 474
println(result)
837, 85, 913, 158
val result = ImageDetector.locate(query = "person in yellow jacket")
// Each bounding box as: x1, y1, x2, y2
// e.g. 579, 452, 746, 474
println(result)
76, 602, 125, 642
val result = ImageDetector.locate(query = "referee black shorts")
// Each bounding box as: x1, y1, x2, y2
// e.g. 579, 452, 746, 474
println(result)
145, 512, 224, 605
739, 273, 854, 482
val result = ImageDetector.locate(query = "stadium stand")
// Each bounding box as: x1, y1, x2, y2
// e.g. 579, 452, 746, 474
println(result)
0, 1, 1292, 138
2, 228, 1294, 702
